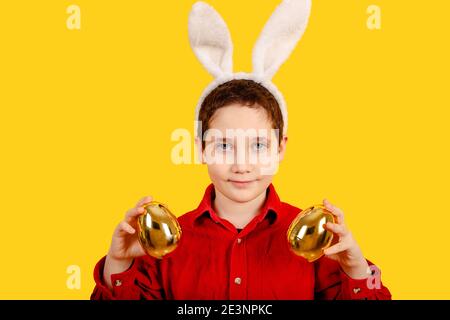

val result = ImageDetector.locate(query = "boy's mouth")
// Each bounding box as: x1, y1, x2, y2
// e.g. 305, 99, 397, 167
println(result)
228, 179, 256, 188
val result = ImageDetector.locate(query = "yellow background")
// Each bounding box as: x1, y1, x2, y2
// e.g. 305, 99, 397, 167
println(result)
0, 0, 449, 299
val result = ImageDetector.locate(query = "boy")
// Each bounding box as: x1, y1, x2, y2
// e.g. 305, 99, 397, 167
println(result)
91, 0, 391, 300
90, 79, 391, 300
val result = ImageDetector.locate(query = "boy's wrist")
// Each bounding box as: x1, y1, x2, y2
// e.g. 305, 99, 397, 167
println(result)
105, 255, 134, 275
341, 258, 370, 280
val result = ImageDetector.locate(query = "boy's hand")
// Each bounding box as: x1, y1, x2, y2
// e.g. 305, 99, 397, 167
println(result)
107, 196, 153, 261
322, 199, 370, 279
103, 196, 153, 289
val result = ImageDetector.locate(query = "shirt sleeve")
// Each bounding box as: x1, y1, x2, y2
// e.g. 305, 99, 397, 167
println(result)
314, 256, 392, 300
90, 255, 165, 300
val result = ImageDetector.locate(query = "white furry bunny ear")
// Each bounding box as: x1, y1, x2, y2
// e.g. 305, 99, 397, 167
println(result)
253, 0, 312, 80
188, 2, 233, 78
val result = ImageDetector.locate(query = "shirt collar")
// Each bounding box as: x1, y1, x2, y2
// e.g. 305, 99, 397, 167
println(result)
191, 182, 283, 227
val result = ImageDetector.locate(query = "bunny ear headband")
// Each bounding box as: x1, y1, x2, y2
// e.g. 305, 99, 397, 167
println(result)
188, 0, 312, 137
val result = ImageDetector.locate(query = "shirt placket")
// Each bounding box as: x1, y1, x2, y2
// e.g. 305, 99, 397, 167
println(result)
229, 231, 248, 299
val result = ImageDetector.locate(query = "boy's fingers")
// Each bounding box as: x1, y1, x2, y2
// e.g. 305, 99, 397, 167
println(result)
125, 206, 145, 223
323, 199, 345, 224
125, 196, 153, 223
324, 242, 347, 256
118, 221, 136, 234
324, 222, 348, 237
136, 196, 153, 208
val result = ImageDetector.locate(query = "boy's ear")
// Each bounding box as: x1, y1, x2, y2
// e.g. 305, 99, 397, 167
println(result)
188, 2, 234, 78
278, 135, 288, 162
252, 0, 312, 80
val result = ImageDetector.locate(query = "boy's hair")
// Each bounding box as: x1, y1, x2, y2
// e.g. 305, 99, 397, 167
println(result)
198, 79, 284, 149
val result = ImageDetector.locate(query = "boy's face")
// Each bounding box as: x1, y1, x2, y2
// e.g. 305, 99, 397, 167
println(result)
195, 103, 288, 203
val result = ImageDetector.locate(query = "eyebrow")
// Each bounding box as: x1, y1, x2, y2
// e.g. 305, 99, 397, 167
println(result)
215, 137, 233, 143
210, 136, 271, 143
252, 136, 270, 142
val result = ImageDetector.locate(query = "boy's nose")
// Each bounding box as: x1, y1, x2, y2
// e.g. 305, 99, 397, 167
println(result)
231, 162, 252, 174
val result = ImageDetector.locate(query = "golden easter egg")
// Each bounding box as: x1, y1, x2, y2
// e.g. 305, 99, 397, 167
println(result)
287, 204, 335, 262
137, 201, 182, 259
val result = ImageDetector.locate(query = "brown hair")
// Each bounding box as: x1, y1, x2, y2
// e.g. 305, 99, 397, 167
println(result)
198, 79, 283, 149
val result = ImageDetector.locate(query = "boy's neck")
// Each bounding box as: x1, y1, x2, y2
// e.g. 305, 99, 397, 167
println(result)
212, 187, 267, 229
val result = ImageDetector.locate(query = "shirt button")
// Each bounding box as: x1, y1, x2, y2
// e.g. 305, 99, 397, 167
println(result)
114, 279, 123, 287
353, 287, 361, 294
237, 238, 242, 244
234, 277, 242, 285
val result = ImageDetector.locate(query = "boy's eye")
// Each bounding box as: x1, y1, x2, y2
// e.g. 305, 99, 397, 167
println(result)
252, 142, 268, 151
216, 143, 233, 151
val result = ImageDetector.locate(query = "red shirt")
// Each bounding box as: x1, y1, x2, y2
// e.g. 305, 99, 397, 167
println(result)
91, 183, 391, 300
